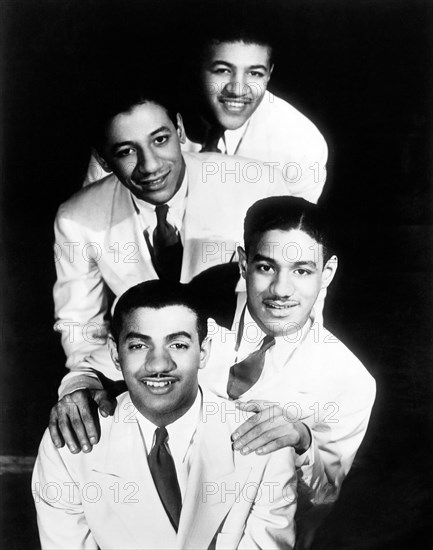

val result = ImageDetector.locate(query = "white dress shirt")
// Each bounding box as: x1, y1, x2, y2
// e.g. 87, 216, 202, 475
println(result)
131, 170, 188, 247
135, 389, 202, 500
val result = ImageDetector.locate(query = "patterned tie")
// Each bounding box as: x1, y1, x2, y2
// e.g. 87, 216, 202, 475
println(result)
226, 335, 276, 400
152, 204, 183, 281
148, 427, 182, 531
200, 124, 225, 153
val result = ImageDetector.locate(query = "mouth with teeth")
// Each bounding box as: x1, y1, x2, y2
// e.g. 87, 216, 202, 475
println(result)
140, 377, 177, 394
263, 300, 299, 316
218, 97, 253, 113
134, 171, 170, 191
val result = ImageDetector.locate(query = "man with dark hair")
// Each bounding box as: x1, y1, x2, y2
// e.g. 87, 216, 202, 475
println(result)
34, 281, 297, 549
195, 196, 376, 509
49, 85, 289, 453
180, 20, 328, 204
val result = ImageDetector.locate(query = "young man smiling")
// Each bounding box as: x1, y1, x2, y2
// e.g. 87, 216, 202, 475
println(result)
33, 281, 297, 549
196, 197, 376, 506
180, 26, 328, 204
50, 84, 288, 453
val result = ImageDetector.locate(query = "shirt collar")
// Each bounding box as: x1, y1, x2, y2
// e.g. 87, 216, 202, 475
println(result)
237, 303, 315, 361
136, 387, 202, 459
222, 120, 251, 156
129, 167, 188, 229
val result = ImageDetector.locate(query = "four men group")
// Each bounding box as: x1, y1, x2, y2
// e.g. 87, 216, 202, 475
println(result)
32, 22, 376, 550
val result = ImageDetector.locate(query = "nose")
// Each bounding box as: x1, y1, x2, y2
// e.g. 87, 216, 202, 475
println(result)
270, 270, 295, 298
224, 71, 248, 97
134, 148, 163, 177
145, 348, 176, 375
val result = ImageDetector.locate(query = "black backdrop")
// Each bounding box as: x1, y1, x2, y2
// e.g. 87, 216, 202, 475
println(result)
1, 0, 432, 548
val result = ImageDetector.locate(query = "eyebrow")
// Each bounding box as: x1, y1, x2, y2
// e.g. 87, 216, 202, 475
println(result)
210, 60, 268, 71
252, 253, 318, 268
167, 331, 193, 341
109, 126, 172, 154
123, 331, 193, 342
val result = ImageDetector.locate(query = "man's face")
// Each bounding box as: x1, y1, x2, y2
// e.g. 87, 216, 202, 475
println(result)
113, 305, 209, 426
201, 40, 273, 131
239, 229, 337, 337
98, 102, 186, 205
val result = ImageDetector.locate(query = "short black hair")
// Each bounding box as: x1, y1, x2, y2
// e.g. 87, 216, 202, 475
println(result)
243, 196, 334, 265
88, 74, 180, 154
111, 280, 208, 345
195, 2, 280, 66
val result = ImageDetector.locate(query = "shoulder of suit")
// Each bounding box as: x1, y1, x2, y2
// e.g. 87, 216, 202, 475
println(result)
201, 389, 256, 431
56, 174, 126, 227
255, 90, 325, 140
304, 324, 375, 384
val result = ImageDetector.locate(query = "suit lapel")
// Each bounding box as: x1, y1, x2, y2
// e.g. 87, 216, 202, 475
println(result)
96, 395, 177, 549
177, 392, 252, 549
103, 180, 158, 286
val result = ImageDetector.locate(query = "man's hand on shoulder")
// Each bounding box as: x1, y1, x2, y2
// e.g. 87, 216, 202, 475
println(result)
49, 388, 117, 454
231, 400, 311, 456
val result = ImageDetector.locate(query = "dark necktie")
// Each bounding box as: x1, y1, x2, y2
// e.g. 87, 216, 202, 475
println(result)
200, 124, 225, 153
152, 204, 183, 281
226, 335, 276, 400
148, 427, 182, 531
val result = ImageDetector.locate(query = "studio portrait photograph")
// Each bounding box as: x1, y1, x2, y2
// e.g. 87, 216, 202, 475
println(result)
0, 1, 431, 549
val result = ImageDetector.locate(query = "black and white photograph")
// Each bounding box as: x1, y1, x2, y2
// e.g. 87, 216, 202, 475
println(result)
1, 0, 431, 548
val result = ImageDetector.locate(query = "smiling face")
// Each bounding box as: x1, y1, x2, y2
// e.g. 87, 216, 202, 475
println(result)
201, 40, 273, 130
239, 229, 337, 337
111, 305, 209, 426
96, 102, 186, 205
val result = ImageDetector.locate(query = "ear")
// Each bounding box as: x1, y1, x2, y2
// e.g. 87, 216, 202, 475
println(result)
92, 147, 112, 173
199, 337, 211, 369
268, 63, 274, 78
238, 246, 248, 280
176, 113, 186, 144
321, 255, 338, 290
108, 335, 122, 371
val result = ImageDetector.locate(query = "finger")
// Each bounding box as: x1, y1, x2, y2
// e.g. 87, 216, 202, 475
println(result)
94, 391, 117, 417
48, 409, 65, 448
232, 406, 282, 441
77, 403, 101, 447
56, 414, 82, 454
234, 424, 292, 455
68, 409, 94, 453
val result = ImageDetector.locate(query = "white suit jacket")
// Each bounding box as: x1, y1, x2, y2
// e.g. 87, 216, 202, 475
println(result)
33, 390, 297, 550
182, 91, 328, 204
199, 294, 376, 500
54, 152, 287, 396
85, 92, 327, 204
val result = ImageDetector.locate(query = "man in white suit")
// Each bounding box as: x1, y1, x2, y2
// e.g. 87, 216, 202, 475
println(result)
194, 197, 376, 489
192, 197, 376, 546
49, 86, 288, 454
33, 280, 298, 550
182, 30, 328, 204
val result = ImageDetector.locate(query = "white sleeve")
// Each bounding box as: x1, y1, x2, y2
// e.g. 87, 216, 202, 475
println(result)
238, 448, 297, 550
283, 132, 328, 204
32, 430, 98, 549
53, 209, 122, 398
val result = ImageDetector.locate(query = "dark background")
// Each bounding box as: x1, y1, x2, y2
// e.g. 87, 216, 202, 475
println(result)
1, 0, 432, 548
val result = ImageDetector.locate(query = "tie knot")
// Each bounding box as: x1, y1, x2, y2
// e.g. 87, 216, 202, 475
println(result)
154, 426, 169, 448
155, 204, 169, 224
261, 334, 276, 352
